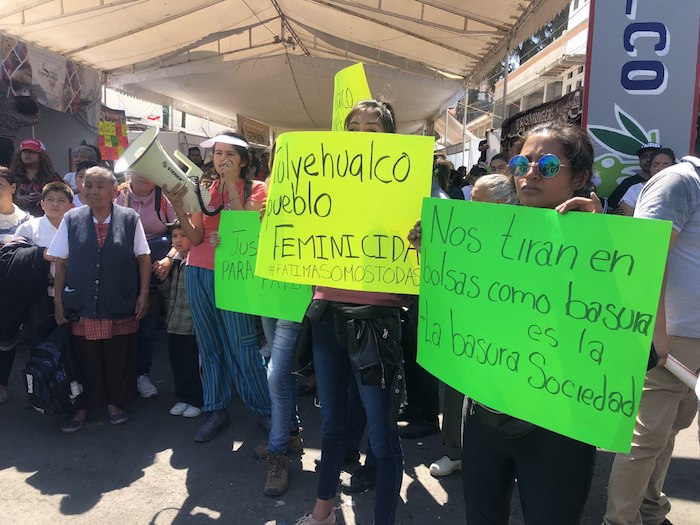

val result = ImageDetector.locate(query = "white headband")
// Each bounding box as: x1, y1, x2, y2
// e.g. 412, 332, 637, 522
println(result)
200, 135, 249, 149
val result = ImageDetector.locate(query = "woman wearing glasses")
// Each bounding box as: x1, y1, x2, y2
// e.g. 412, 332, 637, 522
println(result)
407, 123, 601, 523
462, 122, 600, 524
617, 148, 676, 216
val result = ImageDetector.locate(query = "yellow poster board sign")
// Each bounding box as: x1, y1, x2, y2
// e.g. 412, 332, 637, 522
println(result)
255, 131, 434, 293
332, 63, 372, 131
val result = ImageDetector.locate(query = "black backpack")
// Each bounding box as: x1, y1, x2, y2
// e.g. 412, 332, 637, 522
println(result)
22, 325, 83, 415
605, 173, 644, 211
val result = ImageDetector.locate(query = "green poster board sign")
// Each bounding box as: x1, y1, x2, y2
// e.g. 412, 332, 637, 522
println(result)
215, 211, 311, 322
417, 198, 671, 452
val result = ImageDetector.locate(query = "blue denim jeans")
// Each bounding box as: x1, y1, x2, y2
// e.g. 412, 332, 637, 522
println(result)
347, 376, 367, 453
312, 309, 403, 525
261, 317, 302, 454
347, 375, 377, 467
137, 291, 162, 376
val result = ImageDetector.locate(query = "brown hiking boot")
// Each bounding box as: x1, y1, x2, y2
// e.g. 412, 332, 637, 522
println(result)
254, 432, 304, 459
264, 453, 289, 496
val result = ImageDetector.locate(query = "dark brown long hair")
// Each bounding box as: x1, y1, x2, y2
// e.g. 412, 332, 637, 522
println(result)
10, 149, 57, 185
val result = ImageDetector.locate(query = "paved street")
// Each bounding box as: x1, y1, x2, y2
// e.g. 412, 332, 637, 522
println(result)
1, 340, 698, 525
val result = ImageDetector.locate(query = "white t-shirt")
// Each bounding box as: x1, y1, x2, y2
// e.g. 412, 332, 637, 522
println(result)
63, 171, 78, 191
621, 182, 644, 208
15, 215, 60, 295
48, 214, 150, 259
462, 185, 473, 201
73, 194, 85, 207
15, 215, 59, 248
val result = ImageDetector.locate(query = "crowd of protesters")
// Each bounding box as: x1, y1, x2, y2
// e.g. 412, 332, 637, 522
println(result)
0, 97, 698, 525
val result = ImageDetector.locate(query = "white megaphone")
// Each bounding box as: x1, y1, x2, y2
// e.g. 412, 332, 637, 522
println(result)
114, 127, 210, 213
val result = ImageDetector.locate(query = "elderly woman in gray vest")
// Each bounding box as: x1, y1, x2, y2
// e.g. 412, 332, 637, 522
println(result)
49, 166, 152, 433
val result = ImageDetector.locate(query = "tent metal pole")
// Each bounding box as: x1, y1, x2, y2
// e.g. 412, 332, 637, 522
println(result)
445, 106, 450, 153
462, 76, 468, 167
500, 39, 511, 126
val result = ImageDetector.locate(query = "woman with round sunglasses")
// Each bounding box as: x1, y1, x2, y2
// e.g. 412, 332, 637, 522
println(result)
461, 122, 600, 525
617, 147, 676, 217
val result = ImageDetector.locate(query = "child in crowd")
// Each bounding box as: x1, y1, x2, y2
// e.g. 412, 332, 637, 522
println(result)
15, 181, 73, 256
0, 167, 30, 247
157, 220, 203, 418
14, 181, 73, 340
72, 161, 97, 207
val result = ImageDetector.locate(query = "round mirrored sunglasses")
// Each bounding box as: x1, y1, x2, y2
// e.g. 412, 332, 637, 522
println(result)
509, 153, 569, 178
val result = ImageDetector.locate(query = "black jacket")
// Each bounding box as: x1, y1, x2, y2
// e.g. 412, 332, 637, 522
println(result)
0, 240, 49, 344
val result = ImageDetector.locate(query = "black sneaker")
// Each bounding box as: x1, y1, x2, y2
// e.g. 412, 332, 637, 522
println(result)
341, 465, 376, 494
193, 410, 230, 442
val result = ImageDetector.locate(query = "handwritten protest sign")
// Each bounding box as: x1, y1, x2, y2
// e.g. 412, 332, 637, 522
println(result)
417, 199, 671, 452
332, 63, 372, 131
215, 211, 311, 322
255, 131, 433, 294
98, 106, 128, 161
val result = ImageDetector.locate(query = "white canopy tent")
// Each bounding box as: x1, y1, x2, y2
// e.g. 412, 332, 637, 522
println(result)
0, 0, 569, 132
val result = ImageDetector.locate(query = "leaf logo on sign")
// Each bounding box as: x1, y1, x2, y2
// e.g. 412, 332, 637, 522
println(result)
588, 105, 661, 196
589, 105, 659, 157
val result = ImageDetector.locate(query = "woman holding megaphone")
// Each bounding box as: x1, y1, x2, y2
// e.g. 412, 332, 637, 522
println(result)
162, 132, 271, 443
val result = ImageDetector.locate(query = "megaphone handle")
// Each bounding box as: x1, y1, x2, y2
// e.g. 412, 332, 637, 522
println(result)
173, 149, 204, 179
172, 149, 221, 216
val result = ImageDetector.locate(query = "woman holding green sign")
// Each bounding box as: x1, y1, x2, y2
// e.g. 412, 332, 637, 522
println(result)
464, 122, 600, 524
296, 100, 406, 525
407, 121, 601, 524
